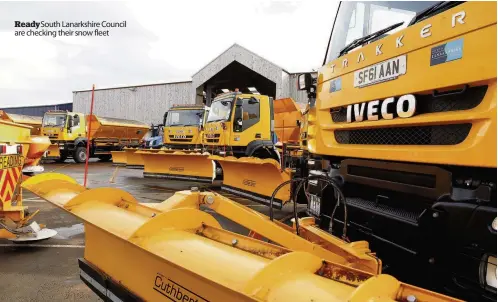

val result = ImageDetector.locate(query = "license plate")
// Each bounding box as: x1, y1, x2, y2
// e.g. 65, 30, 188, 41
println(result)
309, 194, 321, 216
354, 55, 406, 88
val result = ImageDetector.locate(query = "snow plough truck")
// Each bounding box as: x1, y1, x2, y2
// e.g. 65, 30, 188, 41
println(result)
41, 110, 149, 163
22, 172, 463, 301
0, 115, 56, 241
141, 93, 304, 206
291, 1, 497, 301
114, 104, 209, 168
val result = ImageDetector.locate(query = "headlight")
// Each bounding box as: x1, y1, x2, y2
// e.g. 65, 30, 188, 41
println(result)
492, 217, 497, 231
480, 255, 497, 289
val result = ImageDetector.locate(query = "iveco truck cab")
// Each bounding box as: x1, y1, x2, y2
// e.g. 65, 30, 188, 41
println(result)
297, 1, 497, 301
162, 105, 209, 150
203, 91, 279, 160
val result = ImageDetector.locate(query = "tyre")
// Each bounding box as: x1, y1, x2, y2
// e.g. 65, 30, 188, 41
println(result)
73, 146, 87, 163
98, 154, 112, 162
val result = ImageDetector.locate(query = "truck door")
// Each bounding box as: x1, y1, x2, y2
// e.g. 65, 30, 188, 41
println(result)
232, 95, 268, 146
68, 113, 85, 140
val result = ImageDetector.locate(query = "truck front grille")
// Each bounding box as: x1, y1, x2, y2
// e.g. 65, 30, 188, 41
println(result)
168, 135, 193, 142
204, 133, 220, 144
331, 85, 487, 123
335, 124, 472, 145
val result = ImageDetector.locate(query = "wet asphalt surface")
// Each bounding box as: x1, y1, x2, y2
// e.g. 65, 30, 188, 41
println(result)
0, 159, 302, 301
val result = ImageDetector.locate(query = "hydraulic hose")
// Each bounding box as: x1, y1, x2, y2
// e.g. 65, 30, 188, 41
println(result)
269, 174, 348, 239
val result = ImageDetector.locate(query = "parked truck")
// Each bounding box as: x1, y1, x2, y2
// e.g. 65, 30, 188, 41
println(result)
112, 104, 210, 168
162, 104, 209, 150
0, 116, 56, 241
141, 92, 303, 205
296, 1, 497, 301
42, 110, 149, 163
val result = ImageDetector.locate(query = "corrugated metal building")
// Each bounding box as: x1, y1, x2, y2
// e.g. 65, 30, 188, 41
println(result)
74, 44, 315, 124
2, 102, 72, 117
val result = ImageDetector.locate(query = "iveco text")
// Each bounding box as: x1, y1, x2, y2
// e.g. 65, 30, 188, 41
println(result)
345, 94, 416, 123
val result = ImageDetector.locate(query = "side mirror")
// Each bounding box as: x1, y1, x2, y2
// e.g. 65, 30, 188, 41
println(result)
233, 106, 243, 132
248, 97, 258, 105
67, 116, 73, 129
163, 112, 168, 126
298, 73, 313, 91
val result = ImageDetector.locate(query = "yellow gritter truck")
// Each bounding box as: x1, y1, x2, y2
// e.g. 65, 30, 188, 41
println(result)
0, 117, 56, 241
297, 1, 496, 301
162, 104, 209, 150
42, 110, 149, 163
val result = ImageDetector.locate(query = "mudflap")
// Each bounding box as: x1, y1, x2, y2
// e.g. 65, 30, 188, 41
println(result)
45, 143, 61, 159
79, 259, 142, 302
140, 151, 214, 183
124, 148, 144, 169
210, 155, 291, 208
111, 151, 127, 167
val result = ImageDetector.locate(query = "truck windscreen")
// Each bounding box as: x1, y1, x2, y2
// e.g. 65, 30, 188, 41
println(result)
207, 98, 233, 123
42, 114, 66, 127
165, 110, 204, 127
325, 1, 439, 63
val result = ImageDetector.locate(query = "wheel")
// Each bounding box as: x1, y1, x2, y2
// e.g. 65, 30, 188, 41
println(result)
56, 151, 68, 163
98, 154, 112, 162
73, 146, 87, 163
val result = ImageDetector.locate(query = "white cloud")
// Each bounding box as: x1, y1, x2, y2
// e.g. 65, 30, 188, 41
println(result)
0, 0, 339, 107
127, 0, 337, 73
0, 31, 58, 60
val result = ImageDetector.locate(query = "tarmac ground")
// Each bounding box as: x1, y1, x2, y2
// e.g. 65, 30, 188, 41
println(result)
0, 159, 303, 301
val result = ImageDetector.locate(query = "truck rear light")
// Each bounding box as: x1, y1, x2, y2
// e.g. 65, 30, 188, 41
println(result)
16, 145, 23, 154
0, 145, 6, 154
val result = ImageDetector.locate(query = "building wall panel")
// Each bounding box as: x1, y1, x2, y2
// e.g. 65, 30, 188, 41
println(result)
73, 82, 193, 124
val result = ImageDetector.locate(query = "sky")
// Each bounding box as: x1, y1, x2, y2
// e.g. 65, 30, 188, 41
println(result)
0, 0, 338, 108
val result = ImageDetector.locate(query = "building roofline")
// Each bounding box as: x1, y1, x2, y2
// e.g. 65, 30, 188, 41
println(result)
192, 43, 290, 77
1, 102, 72, 109
72, 80, 192, 93
288, 71, 318, 75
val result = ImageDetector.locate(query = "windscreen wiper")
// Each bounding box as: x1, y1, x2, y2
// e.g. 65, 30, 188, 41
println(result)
409, 1, 464, 26
338, 21, 404, 57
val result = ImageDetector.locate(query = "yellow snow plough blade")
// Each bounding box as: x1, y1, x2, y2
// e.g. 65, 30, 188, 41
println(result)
123, 148, 144, 169
110, 151, 126, 166
22, 173, 461, 302
140, 150, 213, 183
211, 155, 291, 207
